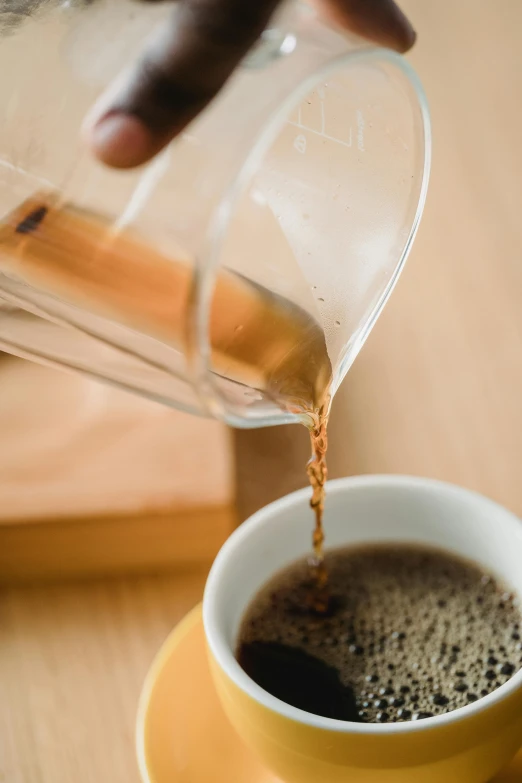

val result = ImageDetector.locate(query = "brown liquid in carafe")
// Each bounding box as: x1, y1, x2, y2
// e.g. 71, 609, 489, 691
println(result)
0, 192, 333, 596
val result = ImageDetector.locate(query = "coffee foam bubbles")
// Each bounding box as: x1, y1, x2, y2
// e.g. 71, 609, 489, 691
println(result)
238, 544, 522, 723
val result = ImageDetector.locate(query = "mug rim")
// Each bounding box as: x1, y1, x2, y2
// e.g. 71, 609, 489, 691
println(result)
203, 474, 522, 735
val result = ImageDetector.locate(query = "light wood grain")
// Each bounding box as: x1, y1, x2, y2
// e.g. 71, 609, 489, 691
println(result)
0, 569, 208, 783
2, 2, 522, 782
327, 0, 522, 519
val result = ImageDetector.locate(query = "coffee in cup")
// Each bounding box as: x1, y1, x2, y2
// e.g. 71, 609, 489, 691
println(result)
204, 476, 522, 783
237, 543, 522, 723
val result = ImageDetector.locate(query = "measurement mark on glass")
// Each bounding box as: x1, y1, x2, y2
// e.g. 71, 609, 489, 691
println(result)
288, 121, 353, 149
288, 89, 365, 151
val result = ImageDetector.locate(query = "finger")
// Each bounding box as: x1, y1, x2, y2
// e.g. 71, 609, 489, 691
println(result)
85, 0, 280, 168
319, 0, 416, 53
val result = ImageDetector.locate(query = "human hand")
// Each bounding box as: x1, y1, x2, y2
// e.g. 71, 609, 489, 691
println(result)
84, 0, 415, 169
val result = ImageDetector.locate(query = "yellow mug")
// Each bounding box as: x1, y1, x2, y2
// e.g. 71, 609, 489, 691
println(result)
203, 475, 522, 783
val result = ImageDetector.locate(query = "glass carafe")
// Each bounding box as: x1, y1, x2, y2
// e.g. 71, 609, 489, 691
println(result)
0, 0, 430, 427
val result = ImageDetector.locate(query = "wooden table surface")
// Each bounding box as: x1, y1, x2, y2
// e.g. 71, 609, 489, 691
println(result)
2, 1, 522, 781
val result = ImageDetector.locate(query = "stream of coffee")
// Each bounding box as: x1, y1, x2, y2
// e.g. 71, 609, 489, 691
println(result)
0, 193, 333, 597
307, 402, 330, 608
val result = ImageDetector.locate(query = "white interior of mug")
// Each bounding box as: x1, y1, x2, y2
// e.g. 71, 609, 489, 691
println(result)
204, 475, 522, 733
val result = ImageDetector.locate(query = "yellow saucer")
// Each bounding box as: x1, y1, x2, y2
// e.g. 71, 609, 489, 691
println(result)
136, 605, 522, 783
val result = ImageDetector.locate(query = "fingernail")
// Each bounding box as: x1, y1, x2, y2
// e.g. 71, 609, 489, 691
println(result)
89, 113, 153, 169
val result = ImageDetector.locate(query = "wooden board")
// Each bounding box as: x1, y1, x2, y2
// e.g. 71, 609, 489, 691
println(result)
0, 507, 234, 583
0, 357, 236, 579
